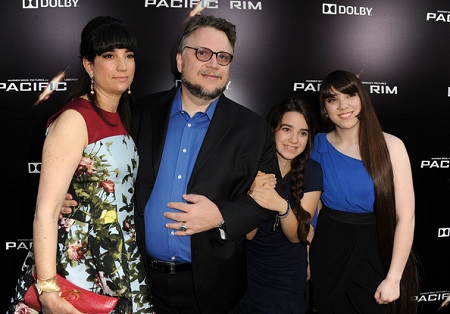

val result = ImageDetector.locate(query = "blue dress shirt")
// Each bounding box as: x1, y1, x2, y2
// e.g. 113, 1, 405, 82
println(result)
144, 87, 218, 262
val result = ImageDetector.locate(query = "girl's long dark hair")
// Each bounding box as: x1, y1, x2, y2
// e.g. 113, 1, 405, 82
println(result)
269, 98, 317, 244
319, 70, 420, 314
66, 16, 138, 134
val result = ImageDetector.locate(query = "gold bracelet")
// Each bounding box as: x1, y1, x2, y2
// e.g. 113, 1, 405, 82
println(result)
36, 275, 60, 294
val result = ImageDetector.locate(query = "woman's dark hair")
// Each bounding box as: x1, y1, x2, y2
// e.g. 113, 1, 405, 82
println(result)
269, 97, 316, 244
66, 16, 138, 134
319, 70, 420, 314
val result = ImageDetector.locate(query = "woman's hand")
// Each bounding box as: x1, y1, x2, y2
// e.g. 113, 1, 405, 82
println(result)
39, 291, 83, 314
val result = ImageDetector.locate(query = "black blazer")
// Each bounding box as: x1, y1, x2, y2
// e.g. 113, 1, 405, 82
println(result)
133, 88, 281, 314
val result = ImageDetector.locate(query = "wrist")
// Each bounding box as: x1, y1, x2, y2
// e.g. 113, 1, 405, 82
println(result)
277, 200, 291, 219
36, 275, 60, 295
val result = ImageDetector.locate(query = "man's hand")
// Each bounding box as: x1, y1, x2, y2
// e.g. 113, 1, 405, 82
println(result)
247, 171, 282, 212
165, 194, 223, 236
248, 171, 276, 193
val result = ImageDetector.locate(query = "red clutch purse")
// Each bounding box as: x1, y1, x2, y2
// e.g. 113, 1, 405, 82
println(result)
23, 273, 118, 314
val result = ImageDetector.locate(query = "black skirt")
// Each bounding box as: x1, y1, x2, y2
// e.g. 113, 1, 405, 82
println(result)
309, 206, 388, 314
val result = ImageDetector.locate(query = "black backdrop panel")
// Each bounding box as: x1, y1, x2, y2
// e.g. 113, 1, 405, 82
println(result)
1, 1, 449, 312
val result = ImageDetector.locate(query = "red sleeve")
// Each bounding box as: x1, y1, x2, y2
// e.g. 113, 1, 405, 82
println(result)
47, 98, 127, 144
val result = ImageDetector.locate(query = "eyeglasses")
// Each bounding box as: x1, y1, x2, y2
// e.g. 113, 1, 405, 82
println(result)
184, 46, 233, 66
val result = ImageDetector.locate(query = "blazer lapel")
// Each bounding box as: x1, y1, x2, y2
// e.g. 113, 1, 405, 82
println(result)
152, 89, 176, 176
190, 96, 233, 179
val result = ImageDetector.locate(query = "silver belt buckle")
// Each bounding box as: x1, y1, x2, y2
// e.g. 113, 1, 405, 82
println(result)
169, 263, 176, 274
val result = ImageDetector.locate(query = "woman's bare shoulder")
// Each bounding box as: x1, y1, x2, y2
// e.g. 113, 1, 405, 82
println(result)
383, 132, 409, 161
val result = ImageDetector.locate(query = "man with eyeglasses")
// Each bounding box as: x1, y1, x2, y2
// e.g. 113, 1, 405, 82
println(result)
132, 15, 281, 314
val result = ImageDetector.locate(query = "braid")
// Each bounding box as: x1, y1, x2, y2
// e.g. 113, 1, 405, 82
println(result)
290, 149, 311, 244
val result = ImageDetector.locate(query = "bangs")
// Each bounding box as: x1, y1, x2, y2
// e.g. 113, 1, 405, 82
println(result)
92, 23, 138, 55
321, 73, 358, 98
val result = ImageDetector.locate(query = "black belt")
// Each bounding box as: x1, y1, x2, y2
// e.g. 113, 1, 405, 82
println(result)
147, 258, 192, 274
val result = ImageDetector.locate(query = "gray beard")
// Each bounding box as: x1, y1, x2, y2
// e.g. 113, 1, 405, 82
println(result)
181, 76, 226, 101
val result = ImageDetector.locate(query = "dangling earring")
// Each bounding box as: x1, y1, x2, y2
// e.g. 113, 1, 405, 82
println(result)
90, 77, 95, 95
127, 86, 131, 95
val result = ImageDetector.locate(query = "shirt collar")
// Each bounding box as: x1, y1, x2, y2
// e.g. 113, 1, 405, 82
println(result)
171, 86, 219, 120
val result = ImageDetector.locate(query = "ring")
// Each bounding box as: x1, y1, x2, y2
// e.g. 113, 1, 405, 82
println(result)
179, 221, 187, 232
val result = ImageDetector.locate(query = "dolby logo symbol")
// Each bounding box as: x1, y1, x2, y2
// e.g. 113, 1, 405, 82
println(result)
438, 228, 450, 237
323, 3, 338, 14
28, 162, 42, 174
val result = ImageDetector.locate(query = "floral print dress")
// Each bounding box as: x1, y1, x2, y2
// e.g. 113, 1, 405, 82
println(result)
9, 98, 153, 314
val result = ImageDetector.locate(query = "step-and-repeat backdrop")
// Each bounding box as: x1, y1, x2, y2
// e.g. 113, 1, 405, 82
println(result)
1, 0, 449, 312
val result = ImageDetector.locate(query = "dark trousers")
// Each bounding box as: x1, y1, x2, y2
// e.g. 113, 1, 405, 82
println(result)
149, 267, 202, 314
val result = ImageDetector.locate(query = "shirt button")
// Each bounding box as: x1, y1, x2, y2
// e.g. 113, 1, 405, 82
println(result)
182, 148, 187, 153
177, 174, 182, 179
171, 231, 175, 235
187, 123, 192, 127
171, 256, 176, 261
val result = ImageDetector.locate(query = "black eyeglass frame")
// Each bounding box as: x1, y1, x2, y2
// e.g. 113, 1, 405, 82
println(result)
184, 46, 233, 66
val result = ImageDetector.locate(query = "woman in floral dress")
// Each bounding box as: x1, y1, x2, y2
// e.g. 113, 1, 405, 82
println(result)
9, 16, 153, 313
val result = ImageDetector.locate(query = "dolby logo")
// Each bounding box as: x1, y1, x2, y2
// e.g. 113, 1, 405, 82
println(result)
22, 0, 79, 9
322, 3, 372, 16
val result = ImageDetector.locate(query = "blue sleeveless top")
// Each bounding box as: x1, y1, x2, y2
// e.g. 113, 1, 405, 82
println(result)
310, 133, 375, 213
